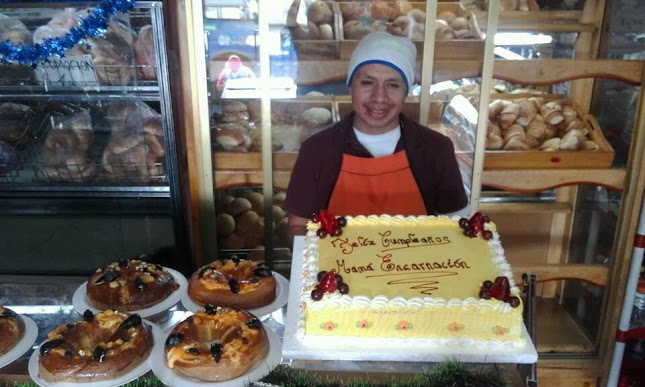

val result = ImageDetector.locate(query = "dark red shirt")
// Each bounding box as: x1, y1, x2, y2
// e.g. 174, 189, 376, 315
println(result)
285, 112, 468, 217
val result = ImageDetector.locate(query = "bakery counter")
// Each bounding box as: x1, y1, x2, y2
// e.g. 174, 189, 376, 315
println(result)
0, 274, 528, 386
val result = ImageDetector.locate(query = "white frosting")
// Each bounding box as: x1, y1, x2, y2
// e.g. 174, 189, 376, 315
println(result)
298, 215, 523, 345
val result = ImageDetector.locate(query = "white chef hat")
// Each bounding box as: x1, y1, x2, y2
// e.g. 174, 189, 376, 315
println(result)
346, 31, 416, 93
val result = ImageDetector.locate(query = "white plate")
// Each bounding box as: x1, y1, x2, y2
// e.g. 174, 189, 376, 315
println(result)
180, 273, 289, 317
28, 320, 162, 387
0, 315, 38, 369
150, 324, 282, 387
72, 267, 187, 318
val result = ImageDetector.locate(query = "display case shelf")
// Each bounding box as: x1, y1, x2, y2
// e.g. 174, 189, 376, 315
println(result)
536, 297, 595, 354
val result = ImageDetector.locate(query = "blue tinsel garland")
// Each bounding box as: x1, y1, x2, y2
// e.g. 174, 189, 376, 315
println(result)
0, 0, 136, 67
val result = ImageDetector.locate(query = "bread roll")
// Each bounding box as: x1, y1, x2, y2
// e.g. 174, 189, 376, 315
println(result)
516, 99, 538, 126
216, 213, 236, 237
143, 121, 164, 137
341, 1, 360, 21
217, 194, 235, 214
526, 134, 540, 149
486, 133, 503, 150
344, 20, 372, 40
564, 119, 588, 135
299, 107, 332, 129
319, 24, 334, 40
559, 129, 585, 150
525, 114, 546, 141
109, 133, 143, 155
540, 101, 564, 125
144, 134, 165, 157
503, 124, 526, 143
272, 205, 285, 221
498, 103, 520, 129
273, 191, 286, 206
487, 121, 501, 136
222, 101, 247, 114
307, 1, 330, 24
437, 11, 456, 23
540, 138, 561, 151
228, 197, 252, 217
246, 192, 265, 215
489, 99, 510, 120
435, 24, 454, 41
453, 29, 475, 39
236, 210, 260, 233
277, 217, 289, 246
450, 17, 468, 31
563, 106, 578, 124
582, 140, 599, 150
214, 129, 246, 149
371, 1, 400, 20
408, 9, 426, 24
398, 1, 413, 16
503, 137, 529, 151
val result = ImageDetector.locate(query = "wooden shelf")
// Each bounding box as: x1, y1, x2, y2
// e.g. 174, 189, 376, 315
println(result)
514, 264, 608, 287
474, 10, 596, 32
480, 202, 572, 214
482, 169, 626, 193
536, 297, 594, 354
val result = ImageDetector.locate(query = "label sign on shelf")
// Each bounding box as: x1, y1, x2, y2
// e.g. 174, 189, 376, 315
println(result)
35, 55, 99, 86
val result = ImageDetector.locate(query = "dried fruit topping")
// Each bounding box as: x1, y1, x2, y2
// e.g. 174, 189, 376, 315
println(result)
119, 314, 142, 330
489, 276, 510, 302
118, 258, 130, 267
246, 317, 262, 329
311, 210, 346, 238
83, 309, 94, 322
211, 343, 223, 362
253, 266, 272, 277
40, 339, 64, 356
94, 271, 118, 285
92, 346, 106, 362
319, 270, 337, 293
165, 333, 184, 347
134, 276, 146, 290
229, 277, 240, 294
205, 304, 217, 315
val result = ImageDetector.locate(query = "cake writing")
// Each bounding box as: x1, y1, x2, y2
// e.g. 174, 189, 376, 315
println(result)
330, 232, 451, 255
335, 256, 469, 275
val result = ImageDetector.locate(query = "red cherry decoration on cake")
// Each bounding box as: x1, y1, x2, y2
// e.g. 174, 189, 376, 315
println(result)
489, 276, 511, 302
311, 288, 323, 301
482, 280, 493, 289
458, 218, 469, 228
319, 270, 337, 293
479, 288, 491, 299
334, 274, 343, 286
311, 210, 346, 238
482, 230, 493, 240
338, 282, 349, 295
460, 212, 494, 240
317, 270, 328, 282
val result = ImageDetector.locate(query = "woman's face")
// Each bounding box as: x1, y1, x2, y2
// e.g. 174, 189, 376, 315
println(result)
350, 63, 407, 135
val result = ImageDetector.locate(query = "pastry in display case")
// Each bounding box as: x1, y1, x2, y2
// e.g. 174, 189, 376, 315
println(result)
164, 306, 270, 382
187, 259, 276, 309
0, 305, 25, 356
37, 310, 153, 383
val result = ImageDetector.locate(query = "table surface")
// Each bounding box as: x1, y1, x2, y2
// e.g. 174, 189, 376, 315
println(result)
0, 273, 528, 386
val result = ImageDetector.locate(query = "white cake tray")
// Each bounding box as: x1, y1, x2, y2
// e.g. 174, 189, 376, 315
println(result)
283, 237, 538, 364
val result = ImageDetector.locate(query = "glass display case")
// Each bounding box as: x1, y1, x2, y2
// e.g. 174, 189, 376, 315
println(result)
0, 1, 186, 274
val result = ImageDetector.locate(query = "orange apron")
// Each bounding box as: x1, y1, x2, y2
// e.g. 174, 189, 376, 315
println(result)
328, 150, 426, 216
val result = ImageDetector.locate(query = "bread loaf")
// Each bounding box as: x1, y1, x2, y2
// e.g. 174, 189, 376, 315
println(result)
540, 101, 564, 125
498, 103, 520, 129
486, 133, 503, 150
236, 210, 260, 233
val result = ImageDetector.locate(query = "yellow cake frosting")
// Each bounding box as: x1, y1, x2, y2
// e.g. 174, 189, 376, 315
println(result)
299, 215, 524, 344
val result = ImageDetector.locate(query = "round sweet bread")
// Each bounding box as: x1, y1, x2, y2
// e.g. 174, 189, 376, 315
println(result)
86, 258, 179, 311
187, 259, 276, 309
165, 306, 269, 381
0, 306, 25, 356
39, 310, 153, 383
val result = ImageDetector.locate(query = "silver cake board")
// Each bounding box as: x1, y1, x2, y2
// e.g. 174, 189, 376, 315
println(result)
283, 236, 538, 364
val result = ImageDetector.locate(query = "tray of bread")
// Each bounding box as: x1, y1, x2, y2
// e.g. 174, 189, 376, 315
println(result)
484, 95, 615, 169
338, 1, 483, 60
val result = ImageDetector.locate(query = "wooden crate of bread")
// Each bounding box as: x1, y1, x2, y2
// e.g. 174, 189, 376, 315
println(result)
287, 0, 341, 60
338, 2, 483, 60
484, 95, 615, 170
